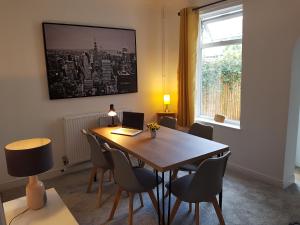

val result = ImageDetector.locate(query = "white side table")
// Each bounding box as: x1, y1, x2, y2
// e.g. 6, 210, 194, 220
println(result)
4, 188, 78, 225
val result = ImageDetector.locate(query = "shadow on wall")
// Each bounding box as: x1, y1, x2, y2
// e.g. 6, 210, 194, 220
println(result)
284, 38, 300, 188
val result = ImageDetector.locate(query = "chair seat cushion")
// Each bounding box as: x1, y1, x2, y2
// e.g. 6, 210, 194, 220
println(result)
167, 174, 194, 202
179, 163, 198, 171
133, 168, 162, 192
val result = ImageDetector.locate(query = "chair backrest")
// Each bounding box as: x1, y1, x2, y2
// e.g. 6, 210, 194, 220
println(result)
81, 129, 111, 168
188, 123, 213, 140
109, 148, 142, 192
187, 151, 231, 202
158, 116, 177, 129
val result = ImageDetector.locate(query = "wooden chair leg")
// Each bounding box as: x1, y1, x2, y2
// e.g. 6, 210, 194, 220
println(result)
148, 190, 163, 221
108, 187, 123, 220
165, 170, 178, 197
138, 193, 144, 207
128, 193, 134, 225
97, 169, 105, 207
212, 197, 225, 225
148, 190, 158, 212
195, 202, 200, 225
172, 169, 179, 180
87, 167, 97, 193
170, 198, 182, 223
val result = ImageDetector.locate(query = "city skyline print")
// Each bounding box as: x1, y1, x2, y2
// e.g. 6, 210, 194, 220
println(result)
42, 23, 138, 100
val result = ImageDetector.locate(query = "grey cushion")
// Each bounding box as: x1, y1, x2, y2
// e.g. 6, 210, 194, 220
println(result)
166, 174, 198, 203
133, 168, 162, 192
179, 163, 198, 172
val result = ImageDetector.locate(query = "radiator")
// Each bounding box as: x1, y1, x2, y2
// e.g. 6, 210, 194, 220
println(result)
63, 111, 123, 166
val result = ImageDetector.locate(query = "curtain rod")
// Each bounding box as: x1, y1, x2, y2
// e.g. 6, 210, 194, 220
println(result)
178, 0, 227, 16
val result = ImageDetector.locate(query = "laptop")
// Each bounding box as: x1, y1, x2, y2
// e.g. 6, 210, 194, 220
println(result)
111, 112, 144, 136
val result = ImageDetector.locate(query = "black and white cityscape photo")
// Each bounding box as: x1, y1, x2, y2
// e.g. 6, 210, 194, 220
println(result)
42, 23, 137, 99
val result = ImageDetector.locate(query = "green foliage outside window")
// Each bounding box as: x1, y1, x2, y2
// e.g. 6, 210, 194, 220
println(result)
202, 45, 242, 90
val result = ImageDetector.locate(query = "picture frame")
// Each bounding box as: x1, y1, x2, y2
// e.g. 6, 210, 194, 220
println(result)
42, 22, 138, 100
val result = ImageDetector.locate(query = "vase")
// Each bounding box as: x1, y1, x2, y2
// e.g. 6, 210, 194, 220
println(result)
150, 130, 156, 138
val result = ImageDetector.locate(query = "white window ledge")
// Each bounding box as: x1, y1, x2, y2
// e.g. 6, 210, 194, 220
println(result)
195, 117, 241, 130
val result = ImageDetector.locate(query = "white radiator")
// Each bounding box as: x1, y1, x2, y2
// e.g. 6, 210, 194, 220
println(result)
63, 111, 123, 166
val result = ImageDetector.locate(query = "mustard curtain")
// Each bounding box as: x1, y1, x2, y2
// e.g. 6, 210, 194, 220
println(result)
177, 8, 199, 127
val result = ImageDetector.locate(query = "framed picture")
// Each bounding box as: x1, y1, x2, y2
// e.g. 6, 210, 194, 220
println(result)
42, 23, 138, 100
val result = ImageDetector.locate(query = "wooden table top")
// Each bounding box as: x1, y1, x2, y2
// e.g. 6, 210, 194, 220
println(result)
91, 126, 229, 172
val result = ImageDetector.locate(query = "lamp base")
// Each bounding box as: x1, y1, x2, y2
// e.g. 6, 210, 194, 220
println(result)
164, 105, 169, 113
26, 175, 47, 210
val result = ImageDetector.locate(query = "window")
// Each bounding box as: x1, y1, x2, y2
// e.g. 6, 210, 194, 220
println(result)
196, 5, 243, 126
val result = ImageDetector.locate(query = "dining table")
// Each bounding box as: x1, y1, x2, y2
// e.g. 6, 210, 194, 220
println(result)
91, 126, 229, 225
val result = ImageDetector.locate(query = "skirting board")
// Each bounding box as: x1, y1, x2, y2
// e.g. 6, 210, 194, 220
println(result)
227, 162, 294, 189
0, 162, 92, 192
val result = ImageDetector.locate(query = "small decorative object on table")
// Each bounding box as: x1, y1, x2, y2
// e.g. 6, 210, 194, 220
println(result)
147, 122, 160, 138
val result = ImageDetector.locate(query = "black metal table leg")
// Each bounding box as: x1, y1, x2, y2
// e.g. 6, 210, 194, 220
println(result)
162, 172, 165, 225
155, 171, 161, 225
167, 171, 172, 224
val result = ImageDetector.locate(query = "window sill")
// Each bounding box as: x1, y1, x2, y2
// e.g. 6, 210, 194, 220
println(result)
195, 117, 241, 130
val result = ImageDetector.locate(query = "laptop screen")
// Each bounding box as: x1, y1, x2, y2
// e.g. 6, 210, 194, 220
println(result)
122, 112, 144, 130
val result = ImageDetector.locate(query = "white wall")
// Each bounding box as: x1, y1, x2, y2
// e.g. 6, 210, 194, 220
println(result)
2, 0, 300, 189
161, 0, 189, 112
284, 39, 300, 182
165, 0, 300, 187
0, 0, 163, 188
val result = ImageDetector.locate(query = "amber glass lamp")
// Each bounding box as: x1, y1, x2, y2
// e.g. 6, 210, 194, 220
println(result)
163, 94, 171, 112
4, 138, 53, 210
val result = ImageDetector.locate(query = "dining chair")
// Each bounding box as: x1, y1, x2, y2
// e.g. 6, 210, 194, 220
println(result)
81, 129, 114, 207
108, 148, 162, 225
178, 123, 214, 173
96, 116, 132, 166
168, 123, 214, 210
168, 151, 231, 225
158, 116, 177, 129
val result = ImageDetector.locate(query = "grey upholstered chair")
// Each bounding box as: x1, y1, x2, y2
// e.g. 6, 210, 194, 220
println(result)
81, 129, 113, 207
158, 116, 177, 129
108, 148, 162, 225
168, 151, 231, 225
179, 123, 214, 172
189, 123, 213, 139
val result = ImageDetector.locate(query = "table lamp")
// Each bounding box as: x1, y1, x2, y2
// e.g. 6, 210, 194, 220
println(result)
108, 104, 117, 127
163, 94, 170, 112
4, 138, 53, 210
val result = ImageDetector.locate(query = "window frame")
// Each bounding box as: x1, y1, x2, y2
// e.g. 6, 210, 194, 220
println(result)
195, 5, 243, 128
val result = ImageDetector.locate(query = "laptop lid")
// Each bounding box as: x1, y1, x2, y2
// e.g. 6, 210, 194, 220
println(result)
122, 112, 144, 130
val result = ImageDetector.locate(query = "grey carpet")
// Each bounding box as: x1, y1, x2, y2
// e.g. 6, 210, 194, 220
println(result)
2, 169, 300, 225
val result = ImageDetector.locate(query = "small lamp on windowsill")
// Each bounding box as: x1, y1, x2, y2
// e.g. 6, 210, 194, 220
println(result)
4, 138, 53, 210
163, 94, 171, 112
108, 104, 117, 127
